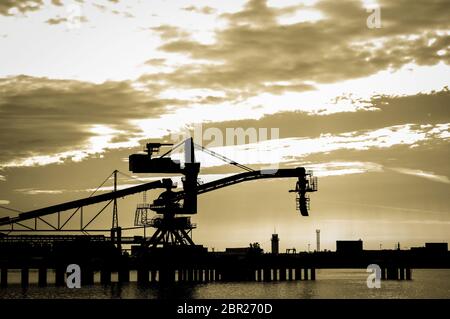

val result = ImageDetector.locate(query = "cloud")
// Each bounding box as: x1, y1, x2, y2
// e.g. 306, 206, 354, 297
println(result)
188, 88, 450, 141
144, 58, 166, 66
0, 75, 180, 167
301, 161, 383, 177
0, 174, 5, 181
390, 167, 450, 184
0, 0, 69, 16
183, 6, 216, 15
51, 14, 88, 25
51, 0, 63, 6
0, 0, 44, 15
45, 16, 68, 25
141, 0, 449, 96
167, 123, 449, 169
150, 25, 190, 40
14, 188, 63, 195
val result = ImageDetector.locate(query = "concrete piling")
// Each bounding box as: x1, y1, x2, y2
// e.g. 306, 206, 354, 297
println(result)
1, 267, 7, 287
21, 267, 29, 287
38, 267, 47, 287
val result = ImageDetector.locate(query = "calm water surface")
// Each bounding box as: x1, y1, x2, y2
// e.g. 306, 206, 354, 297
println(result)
0, 269, 449, 299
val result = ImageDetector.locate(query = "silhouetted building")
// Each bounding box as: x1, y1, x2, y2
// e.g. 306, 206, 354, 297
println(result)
225, 247, 251, 255
425, 242, 448, 253
336, 240, 363, 253
271, 234, 279, 255
225, 243, 263, 256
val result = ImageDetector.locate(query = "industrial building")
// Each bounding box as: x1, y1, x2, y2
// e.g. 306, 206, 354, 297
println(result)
336, 240, 363, 253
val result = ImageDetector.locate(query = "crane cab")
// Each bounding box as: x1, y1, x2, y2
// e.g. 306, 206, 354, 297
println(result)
129, 142, 182, 173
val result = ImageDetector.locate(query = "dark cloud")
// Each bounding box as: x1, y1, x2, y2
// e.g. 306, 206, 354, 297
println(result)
0, 0, 87, 16
0, 0, 73, 16
183, 5, 216, 15
0, 75, 182, 166
150, 25, 190, 40
45, 16, 67, 25
165, 88, 450, 142
141, 0, 449, 94
0, 0, 44, 15
144, 58, 166, 66
93, 3, 107, 12
51, 0, 63, 6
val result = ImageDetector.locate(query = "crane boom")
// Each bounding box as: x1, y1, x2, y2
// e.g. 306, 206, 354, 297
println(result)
162, 167, 317, 216
0, 179, 173, 226
172, 168, 308, 201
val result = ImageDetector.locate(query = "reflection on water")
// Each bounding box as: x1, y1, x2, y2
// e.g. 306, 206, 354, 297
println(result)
0, 269, 449, 299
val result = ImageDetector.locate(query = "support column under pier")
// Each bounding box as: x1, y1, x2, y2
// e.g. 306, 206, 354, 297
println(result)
38, 267, 47, 287
1, 267, 8, 287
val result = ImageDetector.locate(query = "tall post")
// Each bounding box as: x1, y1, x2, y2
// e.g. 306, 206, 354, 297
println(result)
112, 170, 119, 229
111, 170, 121, 251
316, 229, 320, 252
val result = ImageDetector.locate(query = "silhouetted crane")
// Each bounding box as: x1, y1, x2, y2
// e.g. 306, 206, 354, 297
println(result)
0, 138, 318, 252
129, 138, 318, 248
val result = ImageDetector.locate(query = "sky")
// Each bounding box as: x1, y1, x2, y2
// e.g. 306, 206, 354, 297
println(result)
0, 0, 449, 252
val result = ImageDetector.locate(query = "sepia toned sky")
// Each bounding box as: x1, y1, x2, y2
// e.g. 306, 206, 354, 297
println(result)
0, 0, 449, 252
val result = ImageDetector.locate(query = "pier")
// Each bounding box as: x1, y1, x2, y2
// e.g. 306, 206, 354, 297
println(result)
0, 235, 448, 287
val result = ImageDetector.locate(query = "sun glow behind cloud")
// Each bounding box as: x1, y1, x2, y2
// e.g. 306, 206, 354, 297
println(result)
166, 123, 448, 168
3, 124, 141, 167
389, 168, 450, 184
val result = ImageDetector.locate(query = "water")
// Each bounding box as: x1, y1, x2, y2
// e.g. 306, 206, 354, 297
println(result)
0, 269, 449, 299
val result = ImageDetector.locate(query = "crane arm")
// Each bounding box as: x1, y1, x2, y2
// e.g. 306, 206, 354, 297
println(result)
167, 167, 316, 216
0, 179, 173, 226
172, 168, 310, 201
